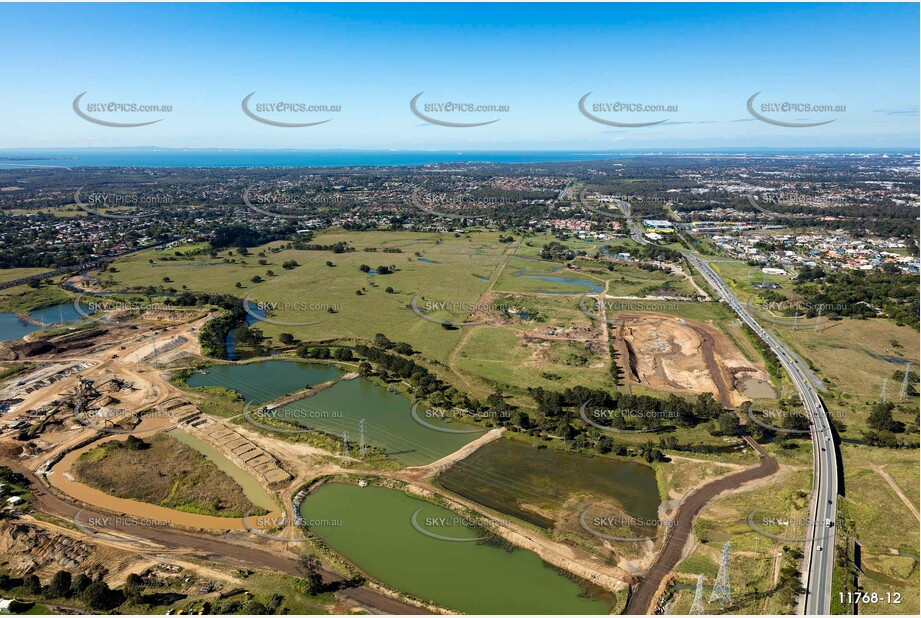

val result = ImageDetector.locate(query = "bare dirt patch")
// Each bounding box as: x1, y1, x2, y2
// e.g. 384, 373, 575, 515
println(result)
612, 313, 769, 407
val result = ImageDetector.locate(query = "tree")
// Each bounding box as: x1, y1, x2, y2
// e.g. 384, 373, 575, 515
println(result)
279, 333, 295, 345
71, 574, 92, 596
716, 412, 740, 436
297, 554, 324, 595
359, 264, 371, 273
245, 600, 267, 614
23, 573, 42, 595
123, 573, 143, 604
250, 275, 263, 283
81, 580, 121, 611
868, 402, 903, 433
48, 570, 72, 598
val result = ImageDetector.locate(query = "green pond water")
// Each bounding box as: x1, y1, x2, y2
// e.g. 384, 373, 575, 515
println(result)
185, 359, 479, 466
275, 378, 479, 466
437, 438, 660, 529
169, 429, 277, 512
302, 483, 614, 614
185, 359, 343, 404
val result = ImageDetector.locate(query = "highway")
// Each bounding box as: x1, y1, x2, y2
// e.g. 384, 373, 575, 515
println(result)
685, 255, 838, 615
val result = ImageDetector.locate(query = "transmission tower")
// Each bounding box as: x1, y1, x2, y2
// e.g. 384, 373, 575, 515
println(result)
899, 363, 912, 400
342, 431, 350, 459
709, 541, 732, 606
359, 419, 367, 458
814, 306, 822, 332
689, 574, 706, 615
879, 378, 888, 403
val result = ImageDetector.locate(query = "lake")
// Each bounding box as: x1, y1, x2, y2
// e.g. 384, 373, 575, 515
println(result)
0, 302, 91, 342
301, 482, 615, 614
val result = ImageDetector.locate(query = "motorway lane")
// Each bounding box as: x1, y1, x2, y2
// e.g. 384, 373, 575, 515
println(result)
686, 256, 838, 614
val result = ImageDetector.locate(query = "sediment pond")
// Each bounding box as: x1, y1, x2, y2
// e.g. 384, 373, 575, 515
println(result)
301, 482, 615, 614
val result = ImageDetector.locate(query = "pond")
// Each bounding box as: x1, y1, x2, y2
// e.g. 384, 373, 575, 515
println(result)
275, 378, 480, 466
186, 360, 480, 466
169, 429, 277, 512
437, 438, 660, 529
0, 302, 92, 342
302, 482, 615, 614
185, 359, 344, 404
512, 272, 604, 294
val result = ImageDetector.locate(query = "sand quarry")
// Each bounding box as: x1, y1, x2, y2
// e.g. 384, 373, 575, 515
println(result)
611, 312, 770, 407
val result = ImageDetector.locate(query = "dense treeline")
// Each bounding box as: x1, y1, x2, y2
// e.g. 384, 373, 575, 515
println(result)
793, 265, 919, 328
166, 291, 246, 359
211, 225, 292, 249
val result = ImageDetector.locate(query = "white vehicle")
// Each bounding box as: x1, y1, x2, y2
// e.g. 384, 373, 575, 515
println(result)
825, 519, 834, 528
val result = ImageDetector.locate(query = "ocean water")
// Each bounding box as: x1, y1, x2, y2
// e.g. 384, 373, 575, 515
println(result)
1, 147, 907, 169
0, 148, 634, 168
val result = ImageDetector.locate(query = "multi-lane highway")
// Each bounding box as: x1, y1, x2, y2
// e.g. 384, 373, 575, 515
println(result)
686, 255, 838, 615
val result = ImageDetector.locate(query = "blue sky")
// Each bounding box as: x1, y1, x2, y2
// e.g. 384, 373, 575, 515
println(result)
0, 2, 917, 150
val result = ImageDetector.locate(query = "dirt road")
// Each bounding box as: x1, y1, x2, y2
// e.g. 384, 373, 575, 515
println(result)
624, 437, 779, 614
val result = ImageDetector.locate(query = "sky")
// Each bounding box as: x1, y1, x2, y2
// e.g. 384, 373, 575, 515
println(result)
0, 2, 918, 150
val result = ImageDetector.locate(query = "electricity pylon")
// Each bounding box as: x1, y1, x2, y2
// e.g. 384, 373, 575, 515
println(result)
709, 541, 732, 606
690, 574, 706, 614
